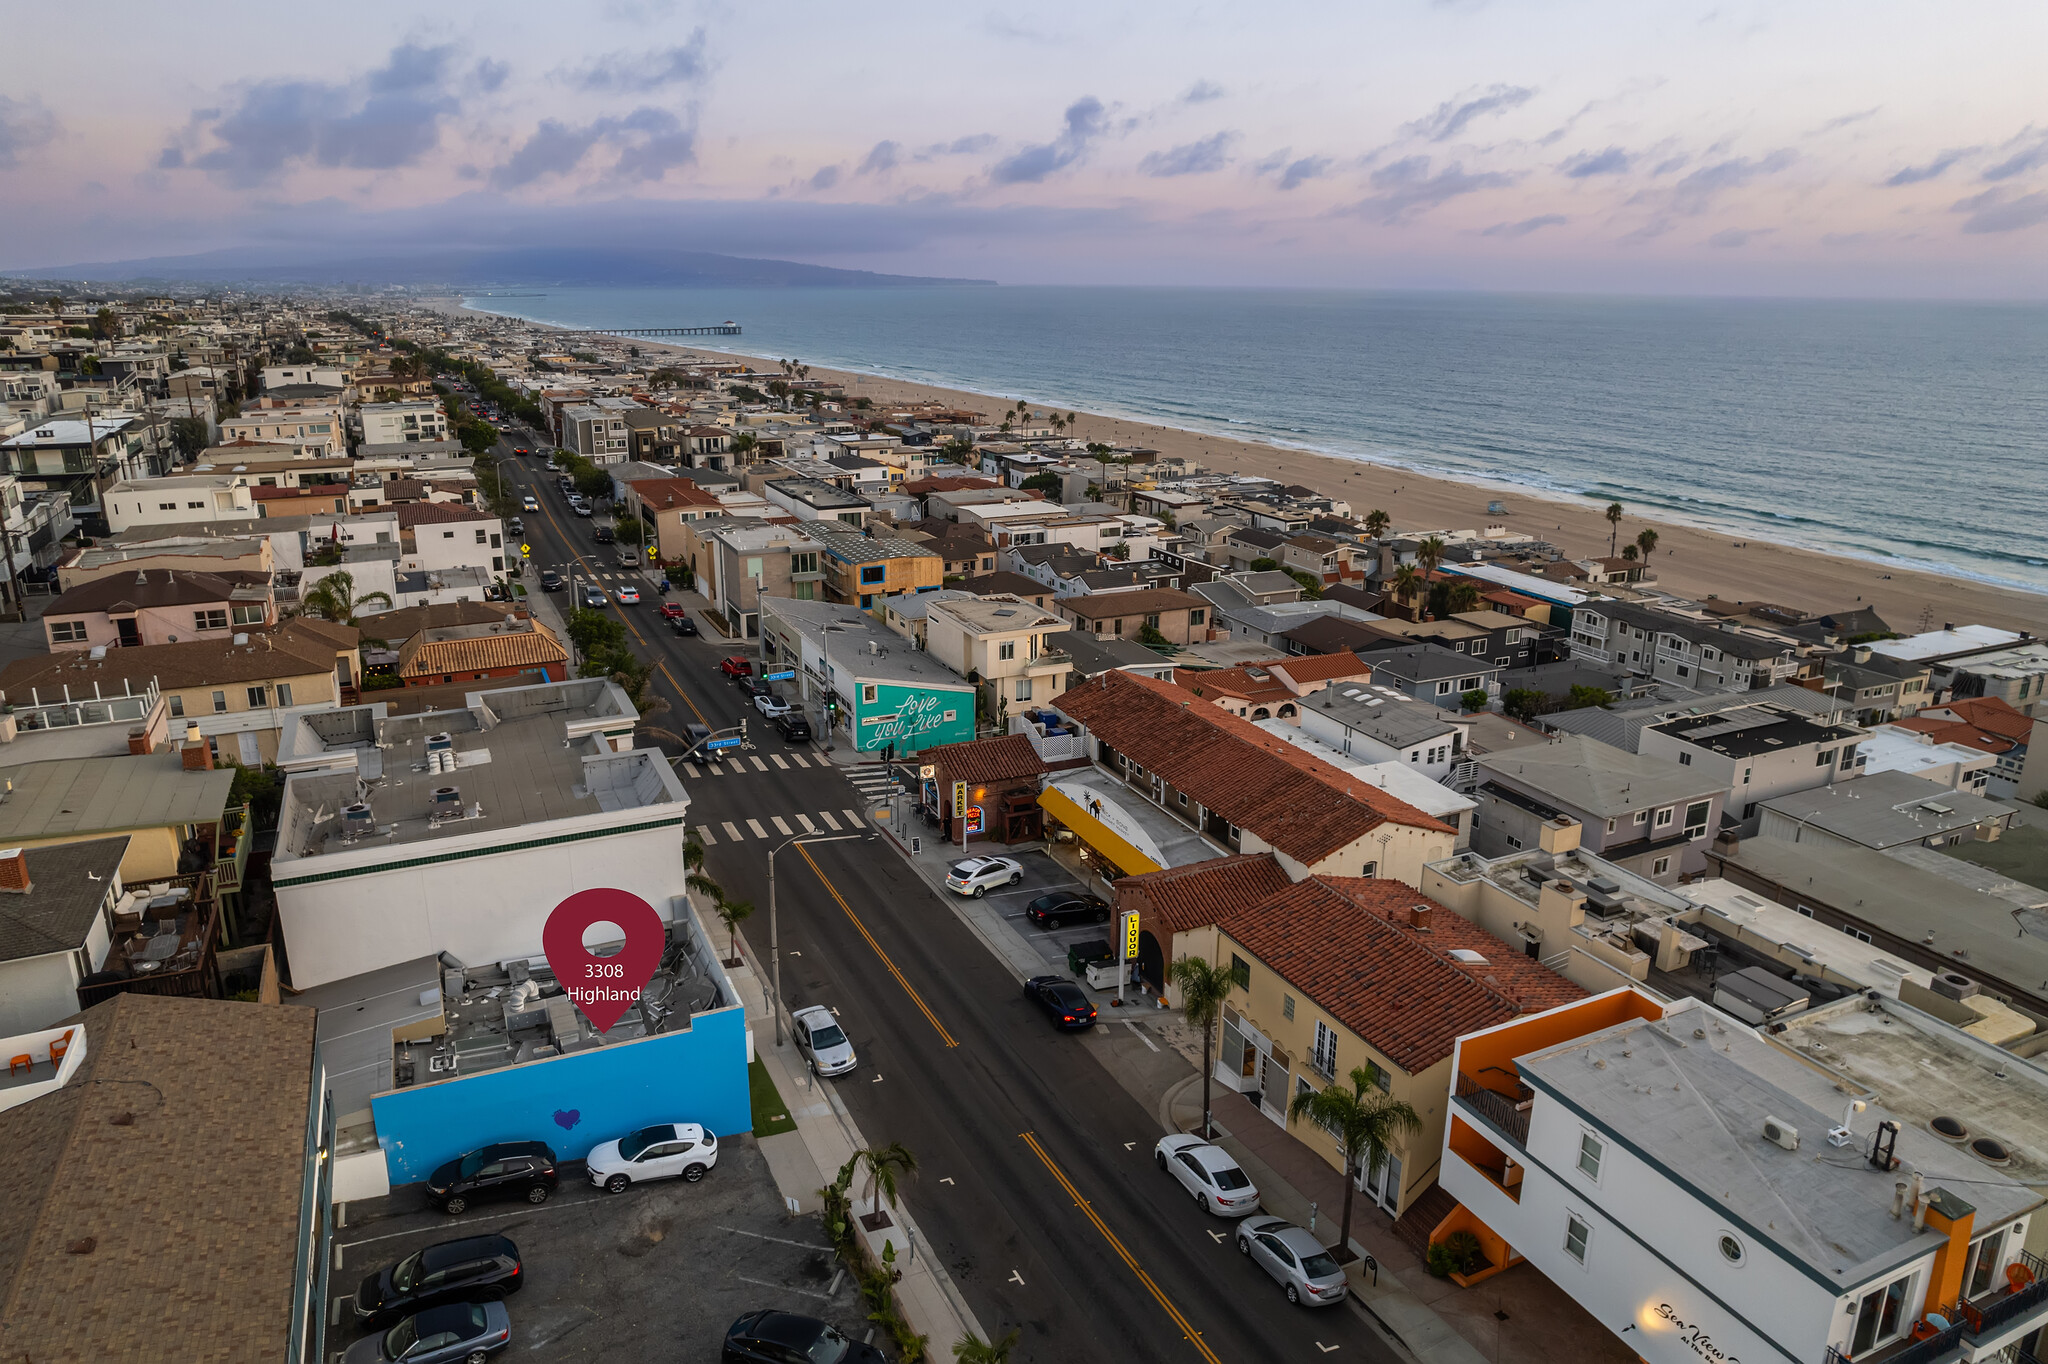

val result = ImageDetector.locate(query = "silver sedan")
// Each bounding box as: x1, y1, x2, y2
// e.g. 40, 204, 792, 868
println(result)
1235, 1216, 1349, 1307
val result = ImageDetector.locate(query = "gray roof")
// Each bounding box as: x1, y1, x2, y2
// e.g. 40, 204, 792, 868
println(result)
1758, 770, 2012, 849
0, 837, 129, 964
0, 754, 234, 843
1308, 686, 1463, 748
1357, 640, 1501, 682
1476, 733, 1718, 818
1547, 683, 1855, 753
296, 955, 442, 1116
1520, 999, 2040, 1287
1062, 630, 1174, 679
1584, 600, 1798, 661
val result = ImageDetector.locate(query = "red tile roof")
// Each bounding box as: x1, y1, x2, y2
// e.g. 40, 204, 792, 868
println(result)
1053, 671, 1451, 864
1888, 718, 2017, 756
629, 477, 723, 509
394, 502, 490, 528
1114, 853, 1294, 936
1269, 652, 1371, 687
1932, 697, 2034, 744
1219, 878, 1584, 1073
921, 734, 1049, 786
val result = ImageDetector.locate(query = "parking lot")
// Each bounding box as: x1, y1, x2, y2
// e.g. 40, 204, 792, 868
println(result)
327, 1139, 858, 1361
950, 846, 1139, 981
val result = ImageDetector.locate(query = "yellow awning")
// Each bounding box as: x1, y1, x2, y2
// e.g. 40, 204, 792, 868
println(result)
1038, 786, 1161, 877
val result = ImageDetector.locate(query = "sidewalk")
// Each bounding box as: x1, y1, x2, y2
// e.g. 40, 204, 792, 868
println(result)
726, 931, 988, 1357
865, 803, 1629, 1364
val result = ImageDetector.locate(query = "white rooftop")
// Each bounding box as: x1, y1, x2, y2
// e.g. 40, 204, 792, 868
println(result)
1252, 719, 1477, 823
1868, 625, 2023, 662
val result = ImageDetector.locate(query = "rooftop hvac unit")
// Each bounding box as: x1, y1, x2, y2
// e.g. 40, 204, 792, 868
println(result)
1762, 1116, 1800, 1151
426, 731, 453, 753
431, 785, 462, 808
341, 802, 374, 838
1588, 876, 1622, 895
1931, 971, 1979, 1002
1585, 888, 1630, 919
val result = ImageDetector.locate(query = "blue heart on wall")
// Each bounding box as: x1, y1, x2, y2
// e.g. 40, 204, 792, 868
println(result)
553, 1108, 581, 1131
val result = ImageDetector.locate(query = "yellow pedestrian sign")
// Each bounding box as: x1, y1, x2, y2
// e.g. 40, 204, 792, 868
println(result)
647, 544, 658, 560
520, 543, 531, 558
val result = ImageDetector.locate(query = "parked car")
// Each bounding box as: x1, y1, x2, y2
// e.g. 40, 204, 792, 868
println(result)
1024, 892, 1111, 929
342, 1302, 511, 1364
1236, 1216, 1349, 1307
719, 656, 753, 679
1155, 1134, 1261, 1217
658, 603, 688, 622
945, 856, 1023, 898
670, 615, 698, 637
539, 570, 563, 592
791, 1004, 856, 1076
425, 1142, 558, 1216
520, 496, 538, 512
752, 692, 791, 718
581, 586, 607, 610
572, 501, 594, 518
586, 1122, 720, 1193
1023, 975, 1098, 1030
593, 526, 614, 544
354, 1235, 522, 1329
616, 584, 641, 605
722, 1311, 885, 1364
506, 517, 523, 537
772, 713, 812, 742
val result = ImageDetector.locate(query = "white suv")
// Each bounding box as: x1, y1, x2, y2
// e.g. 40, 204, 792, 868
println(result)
945, 856, 1023, 898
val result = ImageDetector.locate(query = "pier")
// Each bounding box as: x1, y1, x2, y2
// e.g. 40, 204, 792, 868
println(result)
548, 324, 743, 338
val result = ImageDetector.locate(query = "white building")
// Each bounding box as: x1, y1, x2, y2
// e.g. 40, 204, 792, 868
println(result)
1858, 725, 1997, 794
102, 472, 256, 532
261, 365, 349, 392
1639, 702, 1867, 835
1440, 989, 2048, 1364
269, 679, 690, 989
358, 401, 448, 447
1293, 682, 1473, 784
219, 408, 345, 456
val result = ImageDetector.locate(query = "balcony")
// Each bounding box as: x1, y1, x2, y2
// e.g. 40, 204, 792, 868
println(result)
1454, 1069, 1532, 1147
1821, 1250, 2048, 1364
77, 871, 223, 1009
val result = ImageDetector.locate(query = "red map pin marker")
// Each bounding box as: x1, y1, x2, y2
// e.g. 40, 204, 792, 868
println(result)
541, 887, 666, 1034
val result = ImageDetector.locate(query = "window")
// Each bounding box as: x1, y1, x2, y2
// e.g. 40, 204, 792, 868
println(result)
195, 609, 228, 630
1311, 1021, 1338, 1076
187, 500, 205, 510
1504, 834, 1523, 850
1282, 994, 1295, 1021
1741, 767, 1752, 785
1718, 1233, 1745, 1265
1794, 904, 1813, 917
167, 695, 185, 717
1229, 953, 1251, 990
792, 552, 819, 575
1653, 807, 1674, 829
50, 620, 88, 642
1848, 927, 1873, 944
1683, 800, 1711, 839
1457, 676, 1480, 691
1652, 856, 1671, 876
1963, 1226, 2009, 1299
1633, 810, 1649, 825
232, 604, 266, 626
1605, 818, 1618, 834
1190, 609, 1205, 625
861, 684, 878, 705
1563, 1214, 1591, 1264
277, 683, 293, 707
211, 690, 227, 713
1841, 745, 1858, 769
1576, 1132, 1604, 1181
1436, 681, 1452, 695
1177, 792, 1189, 807
860, 565, 886, 585
246, 686, 268, 707
1145, 613, 1161, 629
158, 501, 177, 511
441, 530, 455, 539
1014, 679, 1033, 702
475, 528, 488, 544
998, 641, 1016, 661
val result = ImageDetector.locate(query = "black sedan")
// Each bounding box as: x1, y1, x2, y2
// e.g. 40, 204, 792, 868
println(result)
772, 713, 812, 742
354, 1234, 522, 1328
593, 526, 615, 544
670, 615, 698, 637
723, 1311, 885, 1364
538, 570, 563, 592
1024, 891, 1111, 929
1023, 975, 1099, 1030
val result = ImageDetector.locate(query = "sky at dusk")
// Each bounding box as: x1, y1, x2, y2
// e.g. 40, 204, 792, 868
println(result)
5, 0, 2047, 296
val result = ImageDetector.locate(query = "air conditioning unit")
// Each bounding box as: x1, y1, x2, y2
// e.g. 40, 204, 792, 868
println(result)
1762, 1116, 1800, 1151
1931, 971, 1979, 1002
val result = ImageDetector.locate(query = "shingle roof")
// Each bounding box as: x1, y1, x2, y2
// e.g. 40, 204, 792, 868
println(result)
353, 601, 517, 645
1057, 587, 1205, 619
1219, 878, 1583, 1073
0, 621, 355, 697
920, 734, 1049, 786
45, 569, 271, 616
1114, 853, 1294, 936
0, 838, 129, 964
0, 993, 315, 1362
1054, 671, 1450, 862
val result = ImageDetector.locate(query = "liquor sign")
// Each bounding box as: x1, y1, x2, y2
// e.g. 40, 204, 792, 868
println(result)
952, 781, 968, 817
1123, 910, 1141, 961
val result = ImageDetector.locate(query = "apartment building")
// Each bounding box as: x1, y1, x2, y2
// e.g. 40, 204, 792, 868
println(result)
923, 594, 1075, 714
358, 400, 448, 447
1472, 733, 1725, 883
220, 407, 345, 456
701, 520, 826, 638
808, 525, 945, 609
761, 476, 870, 528
1438, 989, 2048, 1364
102, 473, 256, 532
1639, 703, 1867, 834
1294, 683, 1473, 784
1569, 599, 1804, 692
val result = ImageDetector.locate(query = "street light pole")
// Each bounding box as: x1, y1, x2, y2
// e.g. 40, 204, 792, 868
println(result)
766, 830, 864, 1046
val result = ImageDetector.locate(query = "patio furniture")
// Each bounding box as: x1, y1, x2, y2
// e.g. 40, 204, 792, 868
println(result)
48, 1031, 71, 1066
8, 1055, 31, 1078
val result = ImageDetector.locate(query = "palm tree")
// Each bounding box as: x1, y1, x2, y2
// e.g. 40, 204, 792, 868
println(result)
1049, 413, 1066, 438
1444, 579, 1482, 614
730, 430, 758, 463
1288, 1067, 1422, 1262
858, 1141, 917, 1218
1620, 544, 1639, 562
1066, 411, 1078, 435
1636, 527, 1660, 559
683, 828, 707, 876
714, 896, 755, 964
1416, 535, 1446, 581
301, 570, 392, 625
1171, 955, 1236, 1139
1390, 563, 1423, 614
1364, 509, 1391, 541
1605, 502, 1624, 557
954, 1329, 1022, 1363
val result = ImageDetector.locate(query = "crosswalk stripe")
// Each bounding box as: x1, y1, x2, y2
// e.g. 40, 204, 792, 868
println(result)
796, 814, 817, 833
705, 763, 722, 776
722, 822, 743, 841
770, 754, 789, 770
842, 808, 862, 826
750, 755, 769, 772
696, 824, 717, 846
771, 816, 793, 835
790, 754, 812, 768
819, 812, 842, 831
747, 818, 769, 839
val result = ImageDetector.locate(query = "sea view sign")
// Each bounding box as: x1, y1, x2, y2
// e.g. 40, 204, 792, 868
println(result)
540, 887, 665, 1033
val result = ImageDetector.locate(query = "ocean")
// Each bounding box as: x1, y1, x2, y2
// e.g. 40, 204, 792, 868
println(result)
462, 286, 2048, 597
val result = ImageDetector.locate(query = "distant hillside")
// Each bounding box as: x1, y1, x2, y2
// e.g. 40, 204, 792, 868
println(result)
8, 246, 995, 288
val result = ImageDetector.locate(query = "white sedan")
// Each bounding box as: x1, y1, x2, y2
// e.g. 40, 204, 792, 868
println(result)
752, 692, 791, 718
1156, 1133, 1262, 1216
586, 1122, 719, 1194
792, 1004, 857, 1076
944, 856, 1023, 898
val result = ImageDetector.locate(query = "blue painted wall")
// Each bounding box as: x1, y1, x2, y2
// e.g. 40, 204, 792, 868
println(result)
370, 1006, 750, 1185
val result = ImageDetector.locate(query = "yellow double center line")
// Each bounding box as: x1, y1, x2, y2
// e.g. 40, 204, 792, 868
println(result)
1018, 1131, 1221, 1364
796, 842, 958, 1048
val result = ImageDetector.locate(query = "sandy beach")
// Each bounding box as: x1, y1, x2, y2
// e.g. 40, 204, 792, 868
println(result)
434, 299, 2048, 634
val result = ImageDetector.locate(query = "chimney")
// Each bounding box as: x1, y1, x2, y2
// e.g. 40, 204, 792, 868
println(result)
1408, 903, 1433, 931
0, 848, 31, 894
127, 727, 156, 756
181, 723, 212, 771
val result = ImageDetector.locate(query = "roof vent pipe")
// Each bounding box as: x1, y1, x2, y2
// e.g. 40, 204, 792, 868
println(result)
1891, 1182, 1908, 1219
1910, 1172, 1928, 1233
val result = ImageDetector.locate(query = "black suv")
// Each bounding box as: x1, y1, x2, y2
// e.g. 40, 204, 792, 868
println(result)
593, 526, 615, 544
354, 1234, 523, 1328
724, 1312, 885, 1364
425, 1142, 558, 1215
772, 713, 812, 743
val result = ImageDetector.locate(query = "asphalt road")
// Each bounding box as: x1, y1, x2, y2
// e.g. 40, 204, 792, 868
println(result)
491, 438, 1400, 1364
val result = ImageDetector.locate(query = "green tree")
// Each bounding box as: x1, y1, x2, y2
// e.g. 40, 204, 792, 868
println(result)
1567, 684, 1615, 710
953, 1330, 1022, 1364
1020, 471, 1063, 495
1390, 563, 1423, 614
1171, 955, 1236, 1139
1636, 527, 1660, 559
1364, 509, 1391, 540
730, 430, 758, 462
1416, 535, 1446, 581
1249, 557, 1280, 573
940, 435, 977, 466
573, 462, 615, 501
857, 1141, 918, 1218
1284, 568, 1324, 600
1605, 501, 1624, 557
1620, 544, 1638, 562
169, 415, 211, 462
1134, 623, 1170, 650
1502, 687, 1545, 722
301, 570, 393, 625
1290, 1068, 1422, 1264
715, 896, 755, 966
89, 306, 119, 341
1460, 689, 1489, 712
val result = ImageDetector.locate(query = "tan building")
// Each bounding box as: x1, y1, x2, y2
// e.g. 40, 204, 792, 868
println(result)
41, 569, 277, 653
808, 525, 945, 610
1055, 586, 1211, 646
923, 594, 1075, 713
60, 535, 275, 593
622, 477, 725, 562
